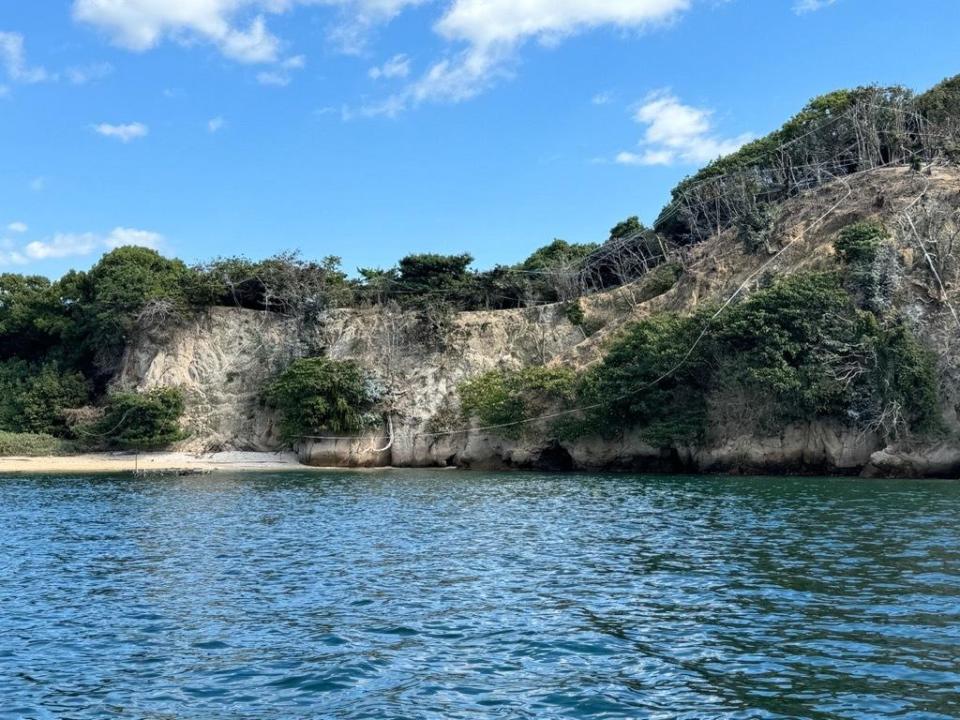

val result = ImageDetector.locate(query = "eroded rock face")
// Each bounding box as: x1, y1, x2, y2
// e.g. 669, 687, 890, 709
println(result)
119, 167, 960, 477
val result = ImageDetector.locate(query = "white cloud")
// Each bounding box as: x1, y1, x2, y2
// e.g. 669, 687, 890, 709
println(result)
2, 226, 165, 265
410, 0, 690, 103
94, 121, 149, 142
0, 250, 28, 266
368, 53, 410, 79
323, 0, 430, 54
592, 91, 613, 106
208, 116, 226, 132
25, 233, 100, 260
70, 1, 696, 110
615, 91, 753, 166
29, 177, 45, 192
257, 70, 291, 86
73, 0, 280, 62
71, 0, 425, 63
0, 31, 51, 84
256, 54, 305, 85
219, 15, 280, 62
104, 226, 164, 250
6, 222, 28, 234
66, 61, 114, 85
341, 94, 407, 120
794, 0, 838, 13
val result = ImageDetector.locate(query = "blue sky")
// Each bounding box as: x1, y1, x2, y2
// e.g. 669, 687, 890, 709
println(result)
1, 0, 957, 278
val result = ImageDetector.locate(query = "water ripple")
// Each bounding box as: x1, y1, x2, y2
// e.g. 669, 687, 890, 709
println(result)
0, 472, 958, 718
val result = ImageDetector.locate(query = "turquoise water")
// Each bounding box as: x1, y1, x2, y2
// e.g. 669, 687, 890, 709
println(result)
1, 471, 958, 719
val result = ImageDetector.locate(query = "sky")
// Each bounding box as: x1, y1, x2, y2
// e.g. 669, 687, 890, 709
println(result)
0, 0, 958, 278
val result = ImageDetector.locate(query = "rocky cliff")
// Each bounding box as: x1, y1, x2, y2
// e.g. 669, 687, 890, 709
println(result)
119, 166, 960, 476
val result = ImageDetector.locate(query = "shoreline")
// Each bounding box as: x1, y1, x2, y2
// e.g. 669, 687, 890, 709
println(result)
0, 452, 316, 474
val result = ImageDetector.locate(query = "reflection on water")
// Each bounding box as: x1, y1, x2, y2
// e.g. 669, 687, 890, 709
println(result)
1, 472, 958, 718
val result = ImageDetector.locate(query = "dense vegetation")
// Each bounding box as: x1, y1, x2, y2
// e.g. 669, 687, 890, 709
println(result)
263, 358, 383, 441
90, 389, 187, 451
459, 367, 577, 440
462, 233, 941, 447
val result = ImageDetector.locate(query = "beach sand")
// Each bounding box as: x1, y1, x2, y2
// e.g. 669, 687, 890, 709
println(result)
0, 451, 313, 474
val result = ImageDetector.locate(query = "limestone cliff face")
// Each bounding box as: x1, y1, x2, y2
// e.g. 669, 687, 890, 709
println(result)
119, 166, 960, 477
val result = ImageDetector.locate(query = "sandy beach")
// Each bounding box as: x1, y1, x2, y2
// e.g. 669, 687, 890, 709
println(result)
0, 452, 314, 474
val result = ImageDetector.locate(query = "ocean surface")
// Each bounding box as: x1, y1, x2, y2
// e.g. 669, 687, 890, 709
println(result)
0, 471, 958, 719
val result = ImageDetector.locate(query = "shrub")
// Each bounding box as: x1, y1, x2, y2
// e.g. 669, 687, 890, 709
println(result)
459, 366, 577, 440
567, 312, 711, 446
520, 239, 600, 271
835, 222, 888, 264
636, 262, 682, 302
853, 323, 942, 441
0, 431, 74, 457
562, 300, 586, 327
264, 358, 381, 441
834, 222, 901, 315
713, 273, 857, 419
0, 360, 91, 436
92, 388, 186, 451
609, 216, 645, 241
190, 252, 352, 314
916, 73, 960, 129
563, 272, 938, 445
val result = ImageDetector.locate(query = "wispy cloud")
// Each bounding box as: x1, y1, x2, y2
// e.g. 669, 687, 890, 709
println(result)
93, 121, 149, 142
615, 91, 753, 167
257, 71, 290, 87
208, 116, 226, 133
66, 61, 113, 85
794, 0, 839, 13
369, 54, 411, 80
256, 54, 305, 86
6, 221, 28, 234
592, 91, 614, 106
71, 1, 693, 111
0, 31, 51, 85
343, 0, 691, 116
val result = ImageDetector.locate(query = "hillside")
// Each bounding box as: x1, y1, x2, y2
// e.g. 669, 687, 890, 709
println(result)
115, 164, 960, 476
2, 75, 960, 476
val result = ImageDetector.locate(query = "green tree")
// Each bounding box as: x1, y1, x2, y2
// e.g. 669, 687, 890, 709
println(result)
608, 216, 645, 241
395, 253, 473, 297
0, 360, 91, 436
572, 312, 711, 446
93, 388, 186, 450
75, 247, 192, 373
264, 357, 381, 441
0, 274, 72, 360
